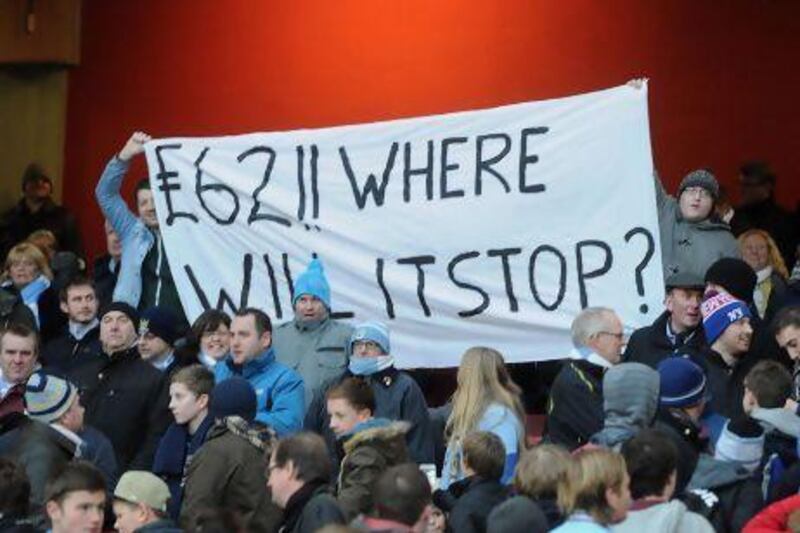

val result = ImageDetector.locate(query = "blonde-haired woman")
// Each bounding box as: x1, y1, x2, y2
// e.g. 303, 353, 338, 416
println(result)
552, 448, 631, 532
739, 229, 789, 323
440, 346, 525, 489
1, 242, 63, 340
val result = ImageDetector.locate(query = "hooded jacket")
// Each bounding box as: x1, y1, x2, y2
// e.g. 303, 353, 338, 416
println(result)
654, 173, 739, 279
612, 499, 714, 533
590, 363, 660, 450
336, 418, 410, 520
273, 316, 353, 409
180, 416, 282, 532
215, 347, 305, 436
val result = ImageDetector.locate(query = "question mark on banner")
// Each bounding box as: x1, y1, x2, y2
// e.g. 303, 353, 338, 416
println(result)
624, 227, 655, 314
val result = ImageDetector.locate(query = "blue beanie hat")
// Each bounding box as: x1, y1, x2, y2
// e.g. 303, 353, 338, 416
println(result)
350, 321, 391, 354
657, 357, 708, 408
139, 306, 180, 345
293, 258, 331, 309
210, 377, 257, 422
701, 292, 752, 345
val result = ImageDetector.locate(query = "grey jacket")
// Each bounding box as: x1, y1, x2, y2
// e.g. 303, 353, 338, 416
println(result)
612, 500, 714, 533
273, 317, 353, 408
590, 363, 660, 450
655, 174, 739, 278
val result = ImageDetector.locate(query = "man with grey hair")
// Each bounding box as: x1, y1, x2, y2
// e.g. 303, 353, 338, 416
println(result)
544, 307, 625, 450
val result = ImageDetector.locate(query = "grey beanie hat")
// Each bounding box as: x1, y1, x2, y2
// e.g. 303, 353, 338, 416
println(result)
678, 169, 719, 200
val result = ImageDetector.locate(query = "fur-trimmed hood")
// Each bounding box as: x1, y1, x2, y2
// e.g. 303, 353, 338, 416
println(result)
342, 418, 410, 456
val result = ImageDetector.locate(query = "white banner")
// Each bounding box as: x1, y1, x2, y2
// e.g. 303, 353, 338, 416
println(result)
144, 82, 663, 368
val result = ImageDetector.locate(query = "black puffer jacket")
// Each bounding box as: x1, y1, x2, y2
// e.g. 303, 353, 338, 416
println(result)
623, 311, 706, 369
545, 359, 605, 450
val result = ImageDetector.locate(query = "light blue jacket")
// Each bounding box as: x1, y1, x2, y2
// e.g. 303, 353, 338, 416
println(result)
440, 402, 524, 489
94, 157, 155, 307
214, 347, 305, 436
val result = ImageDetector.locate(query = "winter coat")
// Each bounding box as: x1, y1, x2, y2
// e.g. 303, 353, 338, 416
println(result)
653, 410, 704, 494
67, 346, 171, 470
80, 424, 119, 489
41, 323, 103, 376
622, 311, 706, 368
336, 418, 410, 520
611, 499, 714, 533
0, 413, 78, 510
743, 493, 800, 532
546, 358, 605, 450
0, 287, 36, 334
0, 197, 82, 259
699, 348, 758, 420
0, 383, 25, 419
305, 367, 434, 465
279, 480, 345, 533
590, 363, 660, 450
134, 518, 183, 533
273, 317, 353, 409
214, 347, 305, 436
433, 476, 508, 533
654, 173, 739, 279
0, 283, 64, 344
152, 416, 214, 521
181, 416, 281, 533
441, 403, 524, 490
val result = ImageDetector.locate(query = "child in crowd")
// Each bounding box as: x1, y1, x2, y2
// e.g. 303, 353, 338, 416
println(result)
441, 347, 525, 489
152, 364, 215, 520
552, 448, 631, 532
433, 431, 509, 533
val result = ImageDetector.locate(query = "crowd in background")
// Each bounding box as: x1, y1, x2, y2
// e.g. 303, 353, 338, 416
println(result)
1, 130, 800, 532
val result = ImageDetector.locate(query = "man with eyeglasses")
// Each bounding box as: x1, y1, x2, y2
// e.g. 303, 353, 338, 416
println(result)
545, 307, 625, 450
304, 321, 434, 465
654, 168, 739, 279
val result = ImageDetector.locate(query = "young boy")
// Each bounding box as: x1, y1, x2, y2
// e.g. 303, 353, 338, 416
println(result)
326, 377, 409, 520
433, 431, 509, 533
744, 361, 800, 465
44, 462, 106, 533
152, 364, 215, 520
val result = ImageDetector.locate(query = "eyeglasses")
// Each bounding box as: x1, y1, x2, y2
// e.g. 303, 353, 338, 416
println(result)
353, 340, 382, 352
598, 331, 625, 341
683, 187, 712, 199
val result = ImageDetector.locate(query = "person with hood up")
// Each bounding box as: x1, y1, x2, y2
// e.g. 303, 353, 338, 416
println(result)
273, 258, 354, 408
326, 376, 409, 520
305, 320, 433, 464
590, 362, 660, 450
612, 429, 714, 533
654, 167, 739, 279
180, 376, 281, 532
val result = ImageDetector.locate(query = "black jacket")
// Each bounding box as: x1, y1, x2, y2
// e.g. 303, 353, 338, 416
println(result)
653, 409, 705, 494
279, 481, 345, 533
0, 284, 64, 344
545, 359, 605, 450
41, 324, 102, 376
67, 346, 170, 470
623, 311, 706, 368
0, 198, 82, 259
434, 476, 508, 533
92, 254, 119, 309
697, 348, 757, 420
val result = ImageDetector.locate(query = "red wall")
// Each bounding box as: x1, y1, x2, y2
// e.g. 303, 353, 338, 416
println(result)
64, 1, 800, 260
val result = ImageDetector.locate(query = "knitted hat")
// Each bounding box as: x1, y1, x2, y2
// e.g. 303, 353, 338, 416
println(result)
292, 258, 331, 309
704, 258, 757, 302
100, 301, 140, 330
210, 377, 257, 422
714, 417, 764, 473
678, 169, 719, 200
114, 471, 171, 513
665, 272, 705, 292
139, 306, 180, 345
701, 292, 752, 345
25, 372, 78, 424
350, 321, 391, 354
657, 357, 708, 408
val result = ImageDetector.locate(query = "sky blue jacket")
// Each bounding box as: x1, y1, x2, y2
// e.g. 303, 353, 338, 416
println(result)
214, 347, 305, 436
